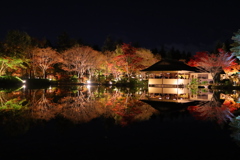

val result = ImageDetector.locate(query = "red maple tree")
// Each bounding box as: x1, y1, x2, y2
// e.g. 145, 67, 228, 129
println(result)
114, 43, 144, 80
187, 48, 236, 83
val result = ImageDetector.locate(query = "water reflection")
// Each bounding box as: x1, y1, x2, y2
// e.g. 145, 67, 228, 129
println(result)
1, 86, 240, 135
1, 86, 240, 159
0, 86, 159, 133
220, 90, 240, 147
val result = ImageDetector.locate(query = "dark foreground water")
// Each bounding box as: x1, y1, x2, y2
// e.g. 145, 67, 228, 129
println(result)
0, 86, 239, 160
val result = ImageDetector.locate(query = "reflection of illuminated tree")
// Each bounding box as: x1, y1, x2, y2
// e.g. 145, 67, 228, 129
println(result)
0, 90, 27, 110
221, 94, 240, 112
58, 90, 105, 123
188, 98, 234, 124
0, 86, 158, 131
0, 92, 8, 107
105, 90, 158, 126
0, 91, 29, 136
28, 89, 58, 120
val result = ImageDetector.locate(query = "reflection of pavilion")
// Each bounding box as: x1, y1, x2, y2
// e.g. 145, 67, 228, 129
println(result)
141, 88, 213, 103
141, 99, 199, 113
140, 88, 213, 114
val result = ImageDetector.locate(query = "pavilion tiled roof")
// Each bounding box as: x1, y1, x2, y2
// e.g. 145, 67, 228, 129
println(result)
141, 59, 197, 72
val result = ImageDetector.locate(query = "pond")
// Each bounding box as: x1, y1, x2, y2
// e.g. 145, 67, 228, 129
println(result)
0, 85, 240, 160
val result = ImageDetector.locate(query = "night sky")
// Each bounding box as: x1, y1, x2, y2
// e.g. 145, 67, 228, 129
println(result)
1, 0, 240, 54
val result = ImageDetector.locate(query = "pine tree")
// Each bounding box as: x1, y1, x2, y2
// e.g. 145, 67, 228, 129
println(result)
159, 45, 166, 58
102, 35, 115, 52
231, 29, 240, 60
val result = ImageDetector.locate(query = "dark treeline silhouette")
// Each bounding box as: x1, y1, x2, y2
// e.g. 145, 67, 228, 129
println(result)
151, 45, 192, 62
0, 29, 201, 59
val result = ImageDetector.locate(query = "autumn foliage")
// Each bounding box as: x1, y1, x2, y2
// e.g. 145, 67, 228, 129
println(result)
187, 48, 236, 82
114, 43, 145, 80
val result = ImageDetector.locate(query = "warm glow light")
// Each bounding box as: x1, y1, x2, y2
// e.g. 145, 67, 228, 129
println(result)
87, 85, 91, 89
87, 80, 91, 84
22, 80, 26, 83
109, 81, 112, 84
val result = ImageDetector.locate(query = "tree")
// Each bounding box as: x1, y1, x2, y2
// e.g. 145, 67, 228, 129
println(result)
159, 45, 166, 58
173, 49, 181, 60
31, 47, 60, 79
187, 48, 236, 83
31, 37, 53, 48
85, 49, 104, 80
222, 60, 239, 77
102, 35, 115, 52
0, 56, 26, 76
114, 43, 144, 81
135, 48, 158, 70
213, 40, 223, 54
103, 50, 122, 81
3, 30, 32, 58
166, 46, 175, 60
61, 45, 99, 79
231, 29, 240, 60
56, 32, 79, 52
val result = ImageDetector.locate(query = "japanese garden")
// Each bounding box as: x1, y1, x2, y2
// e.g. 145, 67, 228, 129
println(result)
1, 29, 240, 159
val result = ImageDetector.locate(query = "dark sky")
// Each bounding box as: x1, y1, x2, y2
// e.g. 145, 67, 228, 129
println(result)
1, 0, 240, 53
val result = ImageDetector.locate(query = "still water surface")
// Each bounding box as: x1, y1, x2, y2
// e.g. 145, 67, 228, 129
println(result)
0, 85, 240, 160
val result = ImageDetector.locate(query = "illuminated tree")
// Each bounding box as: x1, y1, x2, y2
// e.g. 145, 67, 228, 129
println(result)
187, 48, 236, 83
61, 45, 100, 80
223, 62, 240, 77
31, 47, 61, 79
135, 48, 158, 71
102, 50, 122, 81
231, 29, 240, 60
85, 50, 104, 80
0, 56, 26, 76
114, 43, 144, 81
